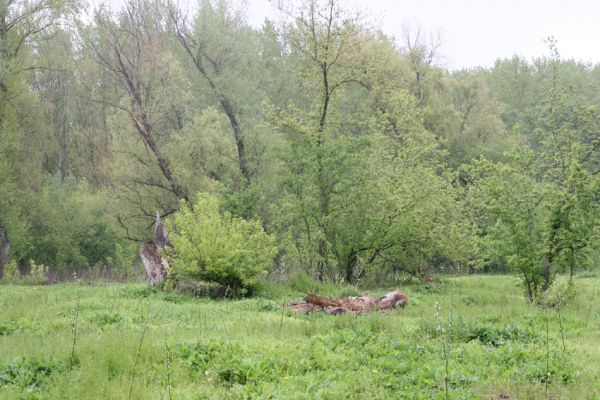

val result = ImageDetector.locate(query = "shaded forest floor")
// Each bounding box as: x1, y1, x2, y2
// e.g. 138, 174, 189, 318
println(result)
1, 275, 599, 399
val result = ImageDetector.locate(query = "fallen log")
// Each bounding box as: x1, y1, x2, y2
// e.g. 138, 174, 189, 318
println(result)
289, 290, 407, 315
376, 290, 408, 310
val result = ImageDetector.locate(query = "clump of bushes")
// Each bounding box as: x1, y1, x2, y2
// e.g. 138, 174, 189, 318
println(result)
3, 260, 20, 282
1, 259, 48, 284
166, 194, 277, 296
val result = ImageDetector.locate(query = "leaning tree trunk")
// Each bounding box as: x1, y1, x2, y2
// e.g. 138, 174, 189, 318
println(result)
139, 212, 171, 285
0, 226, 9, 279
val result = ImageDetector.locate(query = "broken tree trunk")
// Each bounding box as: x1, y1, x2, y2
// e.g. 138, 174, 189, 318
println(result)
139, 212, 171, 285
289, 290, 408, 315
0, 226, 9, 279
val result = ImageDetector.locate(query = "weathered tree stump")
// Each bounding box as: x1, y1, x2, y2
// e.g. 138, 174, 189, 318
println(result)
139, 212, 171, 285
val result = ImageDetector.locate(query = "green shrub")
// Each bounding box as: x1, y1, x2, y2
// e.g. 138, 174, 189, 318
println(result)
112, 243, 137, 279
2, 259, 48, 284
167, 194, 277, 295
26, 259, 48, 284
3, 260, 20, 282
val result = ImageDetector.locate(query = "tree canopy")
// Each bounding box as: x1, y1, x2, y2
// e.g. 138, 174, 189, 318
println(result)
0, 0, 598, 297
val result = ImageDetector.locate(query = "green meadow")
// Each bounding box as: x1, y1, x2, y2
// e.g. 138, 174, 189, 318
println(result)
1, 275, 599, 400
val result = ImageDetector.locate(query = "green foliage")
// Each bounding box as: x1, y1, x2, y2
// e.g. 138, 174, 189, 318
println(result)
0, 357, 64, 392
167, 194, 277, 294
466, 323, 537, 347
112, 243, 138, 280
0, 321, 20, 336
467, 152, 553, 302
3, 260, 20, 283
0, 0, 599, 291
18, 181, 120, 273
26, 260, 49, 285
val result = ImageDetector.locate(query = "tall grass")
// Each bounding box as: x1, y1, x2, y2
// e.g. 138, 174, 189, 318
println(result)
0, 275, 598, 399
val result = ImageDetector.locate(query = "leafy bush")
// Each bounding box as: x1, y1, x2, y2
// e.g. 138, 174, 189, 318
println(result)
167, 194, 277, 295
26, 259, 48, 284
2, 260, 20, 282
3, 180, 126, 278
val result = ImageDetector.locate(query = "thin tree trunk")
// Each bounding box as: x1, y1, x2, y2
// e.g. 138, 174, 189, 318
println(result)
0, 226, 9, 279
58, 75, 68, 182
315, 61, 331, 281
345, 250, 357, 284
219, 95, 250, 183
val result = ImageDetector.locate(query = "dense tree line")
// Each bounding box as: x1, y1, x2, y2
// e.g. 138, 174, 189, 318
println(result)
0, 0, 598, 300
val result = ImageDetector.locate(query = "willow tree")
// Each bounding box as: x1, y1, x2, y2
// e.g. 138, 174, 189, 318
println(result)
85, 0, 194, 242
168, 0, 261, 185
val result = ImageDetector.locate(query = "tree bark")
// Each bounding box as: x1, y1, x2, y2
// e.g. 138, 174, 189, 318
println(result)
344, 250, 358, 284
139, 212, 171, 285
0, 226, 9, 279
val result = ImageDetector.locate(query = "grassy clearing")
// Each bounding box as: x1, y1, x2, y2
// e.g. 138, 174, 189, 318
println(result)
1, 275, 599, 399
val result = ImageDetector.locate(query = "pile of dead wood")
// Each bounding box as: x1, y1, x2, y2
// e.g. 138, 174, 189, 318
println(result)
288, 290, 408, 315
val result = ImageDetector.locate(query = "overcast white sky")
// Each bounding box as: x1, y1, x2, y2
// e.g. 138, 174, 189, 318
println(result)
93, 0, 600, 70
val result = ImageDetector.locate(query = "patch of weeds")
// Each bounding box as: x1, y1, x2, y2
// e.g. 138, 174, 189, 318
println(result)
255, 299, 278, 312
326, 325, 381, 350
467, 324, 536, 346
417, 317, 536, 347
417, 316, 467, 341
105, 358, 123, 380
174, 340, 273, 386
416, 318, 442, 339
480, 315, 502, 324
217, 366, 248, 385
301, 321, 318, 338
0, 358, 63, 391
0, 321, 20, 336
91, 312, 123, 327
331, 314, 356, 331
523, 353, 578, 384
175, 341, 224, 371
